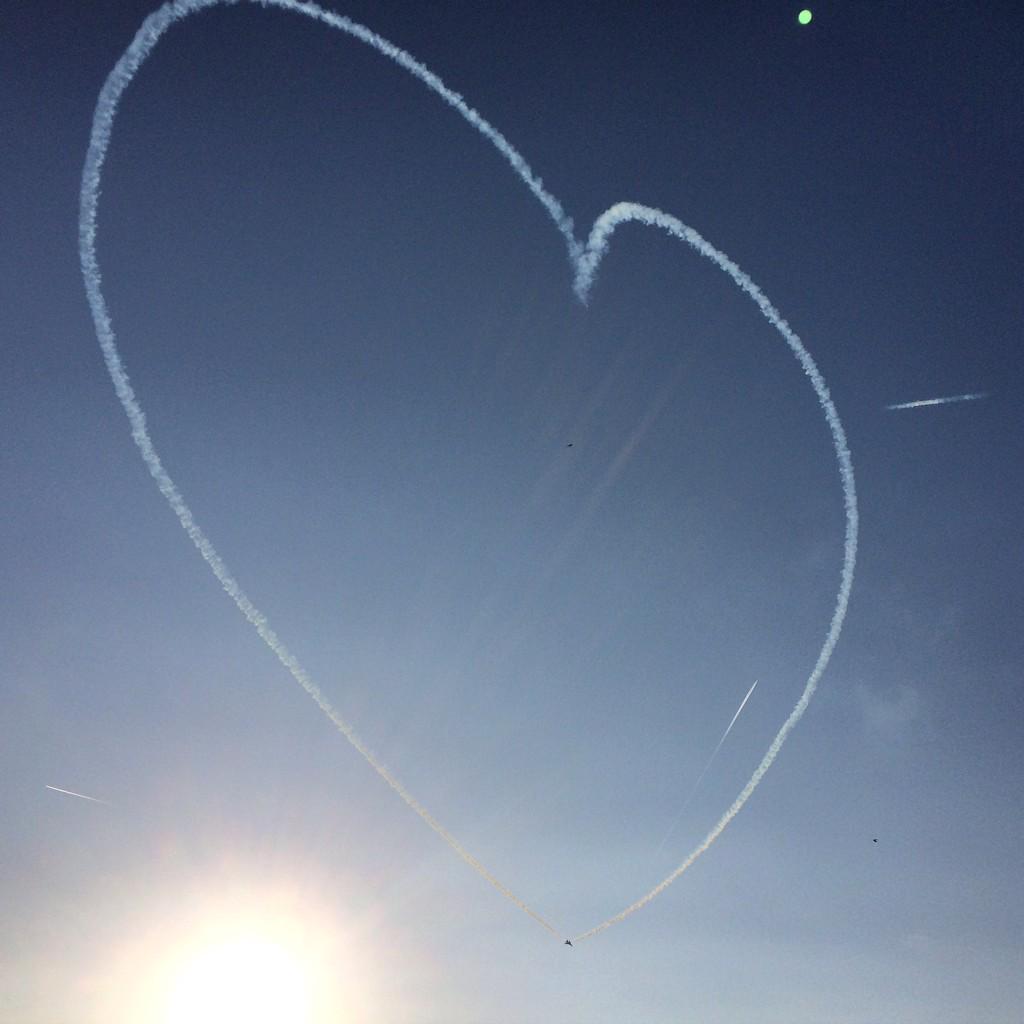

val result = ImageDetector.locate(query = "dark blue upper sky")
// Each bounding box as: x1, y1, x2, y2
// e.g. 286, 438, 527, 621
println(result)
2, 3, 1022, 1021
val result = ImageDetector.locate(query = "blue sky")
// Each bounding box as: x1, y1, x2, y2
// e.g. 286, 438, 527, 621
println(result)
2, 2, 1022, 1021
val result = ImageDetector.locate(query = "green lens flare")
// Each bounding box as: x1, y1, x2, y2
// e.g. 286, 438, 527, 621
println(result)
798, 9, 812, 25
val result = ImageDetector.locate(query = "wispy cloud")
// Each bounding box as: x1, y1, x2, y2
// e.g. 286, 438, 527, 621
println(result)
855, 683, 922, 737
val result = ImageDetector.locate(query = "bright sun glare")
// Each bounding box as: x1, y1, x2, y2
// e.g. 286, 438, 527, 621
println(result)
164, 935, 312, 1024
93, 876, 372, 1024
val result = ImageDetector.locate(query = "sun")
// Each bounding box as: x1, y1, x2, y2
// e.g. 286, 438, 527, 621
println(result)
163, 935, 312, 1024
87, 867, 384, 1024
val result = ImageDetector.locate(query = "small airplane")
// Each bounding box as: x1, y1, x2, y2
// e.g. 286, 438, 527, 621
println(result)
564, 939, 573, 947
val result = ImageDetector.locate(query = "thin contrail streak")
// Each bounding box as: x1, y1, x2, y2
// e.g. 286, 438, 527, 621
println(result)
886, 392, 988, 411
656, 679, 759, 854
45, 785, 109, 805
81, 0, 857, 944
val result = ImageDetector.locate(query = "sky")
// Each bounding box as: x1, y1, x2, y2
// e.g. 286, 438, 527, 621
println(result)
2, 1, 1022, 1021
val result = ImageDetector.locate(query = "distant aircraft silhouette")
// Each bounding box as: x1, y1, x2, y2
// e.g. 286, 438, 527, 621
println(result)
564, 939, 573, 947
566, 442, 574, 447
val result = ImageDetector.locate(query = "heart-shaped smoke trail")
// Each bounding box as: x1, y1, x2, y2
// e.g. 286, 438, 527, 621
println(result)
80, 0, 857, 944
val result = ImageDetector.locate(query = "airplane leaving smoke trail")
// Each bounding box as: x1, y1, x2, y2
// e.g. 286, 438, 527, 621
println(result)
81, 0, 857, 943
886, 392, 988, 411
657, 679, 759, 855
45, 785, 108, 805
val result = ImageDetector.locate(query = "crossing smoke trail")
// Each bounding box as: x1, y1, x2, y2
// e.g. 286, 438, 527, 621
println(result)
80, 0, 857, 944
886, 392, 988, 411
657, 679, 759, 855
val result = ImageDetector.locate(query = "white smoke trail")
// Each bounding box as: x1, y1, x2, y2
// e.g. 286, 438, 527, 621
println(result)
569, 205, 858, 942
886, 392, 988, 411
45, 785, 109, 805
656, 679, 759, 855
79, 0, 561, 938
81, 2, 857, 944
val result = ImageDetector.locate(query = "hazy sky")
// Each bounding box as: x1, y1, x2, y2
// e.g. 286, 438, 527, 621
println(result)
3, 2, 1022, 1021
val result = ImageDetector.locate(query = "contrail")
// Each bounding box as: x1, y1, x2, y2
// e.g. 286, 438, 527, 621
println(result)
45, 785, 109, 805
886, 392, 988, 411
657, 679, 759, 855
81, 0, 857, 944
